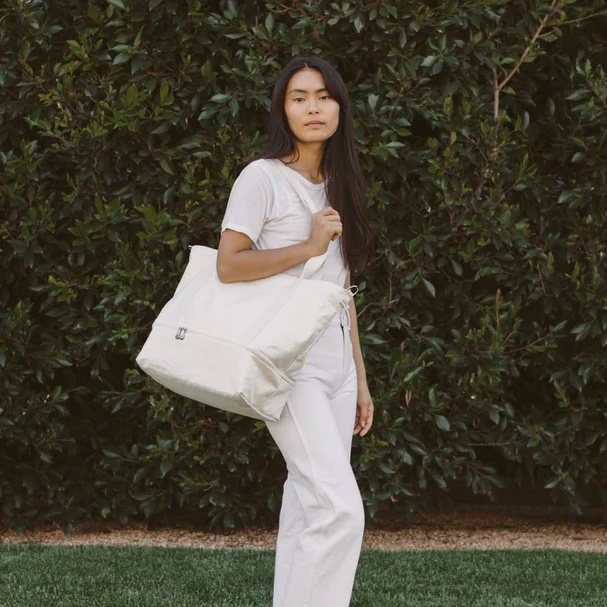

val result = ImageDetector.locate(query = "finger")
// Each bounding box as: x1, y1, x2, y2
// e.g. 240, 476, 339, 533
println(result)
360, 412, 373, 435
319, 220, 341, 230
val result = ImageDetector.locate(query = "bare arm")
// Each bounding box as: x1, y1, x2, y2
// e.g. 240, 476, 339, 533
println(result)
217, 229, 314, 282
344, 270, 367, 385
217, 207, 342, 283
345, 270, 374, 436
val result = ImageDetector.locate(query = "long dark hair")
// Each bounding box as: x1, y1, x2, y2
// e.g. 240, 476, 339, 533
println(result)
250, 56, 373, 275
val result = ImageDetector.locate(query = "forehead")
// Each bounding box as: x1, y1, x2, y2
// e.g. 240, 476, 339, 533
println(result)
286, 68, 327, 93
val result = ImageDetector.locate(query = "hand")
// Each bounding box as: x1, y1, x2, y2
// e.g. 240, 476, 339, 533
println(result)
306, 208, 342, 256
353, 382, 374, 437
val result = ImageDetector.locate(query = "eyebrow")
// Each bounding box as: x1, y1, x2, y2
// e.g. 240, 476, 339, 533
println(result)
287, 88, 329, 94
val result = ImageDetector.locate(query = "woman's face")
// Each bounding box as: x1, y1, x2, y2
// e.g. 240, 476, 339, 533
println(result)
283, 68, 340, 146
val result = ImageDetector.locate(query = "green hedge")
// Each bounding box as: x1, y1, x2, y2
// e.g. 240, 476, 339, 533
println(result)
1, 0, 606, 532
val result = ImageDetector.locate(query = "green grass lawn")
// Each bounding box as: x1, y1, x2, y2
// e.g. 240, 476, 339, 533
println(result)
1, 544, 606, 607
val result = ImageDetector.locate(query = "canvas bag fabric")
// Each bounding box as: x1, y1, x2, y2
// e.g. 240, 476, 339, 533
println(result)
136, 161, 354, 421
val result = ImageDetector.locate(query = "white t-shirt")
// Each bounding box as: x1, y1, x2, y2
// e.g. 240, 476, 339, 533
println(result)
220, 158, 347, 287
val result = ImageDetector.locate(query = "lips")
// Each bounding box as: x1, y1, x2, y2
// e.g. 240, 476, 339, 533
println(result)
305, 121, 324, 126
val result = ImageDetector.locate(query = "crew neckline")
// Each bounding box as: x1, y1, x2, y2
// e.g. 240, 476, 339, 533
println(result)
272, 159, 326, 190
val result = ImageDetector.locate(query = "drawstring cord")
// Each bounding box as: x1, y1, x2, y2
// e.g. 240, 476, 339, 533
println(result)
338, 284, 357, 330
338, 307, 351, 330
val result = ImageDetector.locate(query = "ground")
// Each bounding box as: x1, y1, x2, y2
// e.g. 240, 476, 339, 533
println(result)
2, 504, 606, 552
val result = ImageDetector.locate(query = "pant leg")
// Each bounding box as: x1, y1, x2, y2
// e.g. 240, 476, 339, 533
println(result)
272, 349, 358, 601
273, 475, 305, 601
266, 324, 364, 607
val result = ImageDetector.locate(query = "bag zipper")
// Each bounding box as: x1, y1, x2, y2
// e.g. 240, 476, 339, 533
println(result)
153, 321, 296, 387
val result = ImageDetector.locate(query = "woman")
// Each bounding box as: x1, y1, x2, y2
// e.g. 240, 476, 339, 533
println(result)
216, 56, 374, 607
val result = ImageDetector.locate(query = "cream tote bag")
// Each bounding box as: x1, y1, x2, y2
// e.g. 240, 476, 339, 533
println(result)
136, 160, 355, 422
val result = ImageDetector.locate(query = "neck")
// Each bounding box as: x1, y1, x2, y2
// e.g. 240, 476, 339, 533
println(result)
283, 142, 325, 183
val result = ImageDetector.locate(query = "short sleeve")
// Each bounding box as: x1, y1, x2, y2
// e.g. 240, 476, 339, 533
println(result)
220, 161, 274, 244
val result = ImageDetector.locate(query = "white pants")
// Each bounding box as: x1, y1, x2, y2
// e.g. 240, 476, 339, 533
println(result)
265, 311, 365, 607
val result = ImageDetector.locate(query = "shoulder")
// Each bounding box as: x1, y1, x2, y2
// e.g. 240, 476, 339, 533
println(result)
227, 160, 284, 221
237, 158, 281, 183
231, 159, 278, 196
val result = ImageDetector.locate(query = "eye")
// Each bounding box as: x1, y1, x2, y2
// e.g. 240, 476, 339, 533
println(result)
293, 97, 305, 103
319, 95, 331, 101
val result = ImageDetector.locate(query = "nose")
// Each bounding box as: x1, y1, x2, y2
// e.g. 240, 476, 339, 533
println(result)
307, 99, 319, 113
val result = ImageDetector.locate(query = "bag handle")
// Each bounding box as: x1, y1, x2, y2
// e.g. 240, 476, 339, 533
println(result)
273, 159, 331, 281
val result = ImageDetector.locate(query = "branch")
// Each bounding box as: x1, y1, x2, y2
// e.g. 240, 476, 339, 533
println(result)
560, 9, 607, 26
470, 441, 524, 446
493, 0, 559, 120
493, 70, 499, 123
498, 0, 559, 93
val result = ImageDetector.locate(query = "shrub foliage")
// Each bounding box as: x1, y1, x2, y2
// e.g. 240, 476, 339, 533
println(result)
1, 0, 606, 531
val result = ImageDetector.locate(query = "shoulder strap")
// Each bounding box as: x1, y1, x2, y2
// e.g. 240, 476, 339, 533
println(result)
273, 159, 321, 215
273, 159, 328, 280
